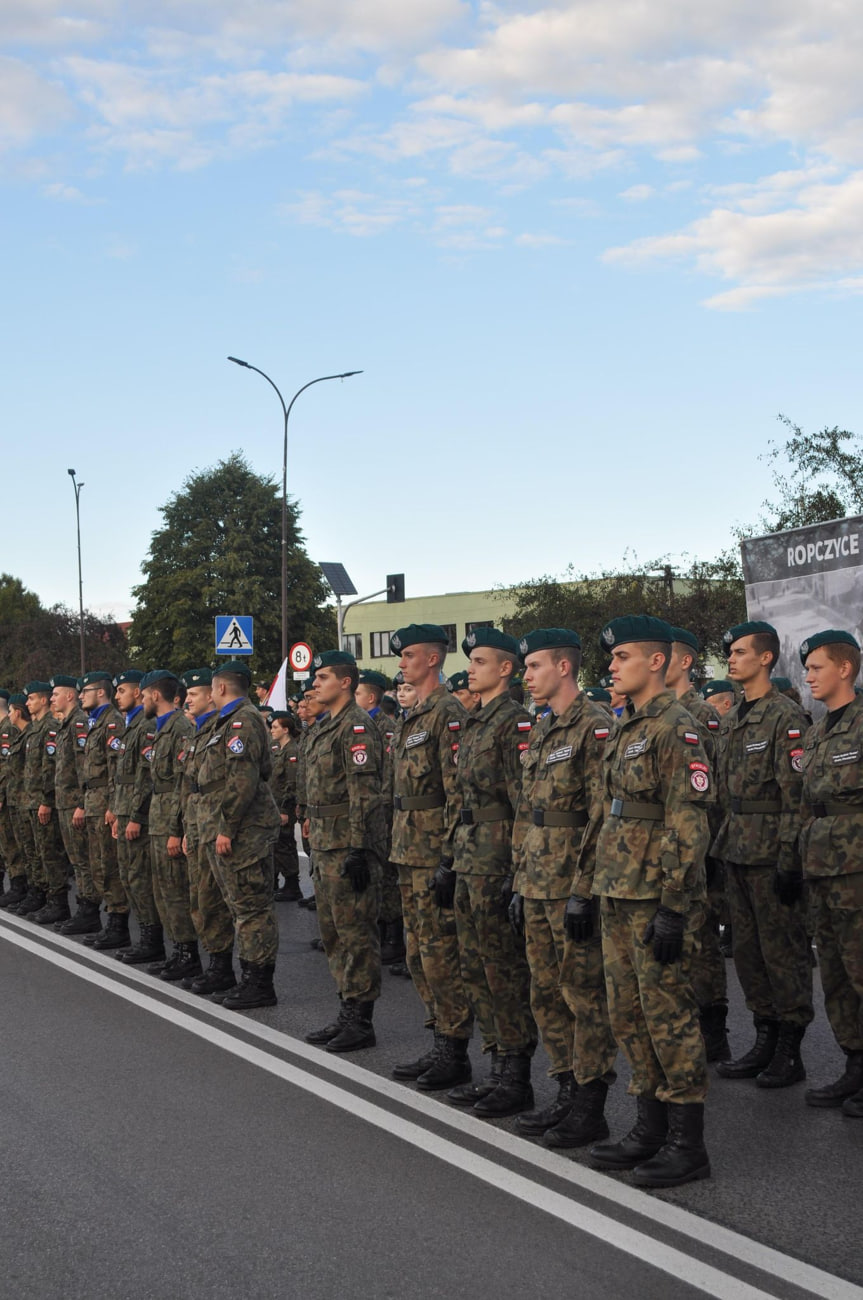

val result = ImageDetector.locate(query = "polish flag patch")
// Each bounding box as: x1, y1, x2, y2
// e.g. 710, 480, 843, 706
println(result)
353, 725, 366, 733
594, 727, 610, 740
517, 721, 532, 731
788, 728, 801, 739
683, 732, 699, 745
448, 720, 461, 731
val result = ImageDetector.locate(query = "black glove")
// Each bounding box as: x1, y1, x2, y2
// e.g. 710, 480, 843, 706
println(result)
499, 875, 514, 911
508, 891, 524, 937
342, 847, 370, 894
643, 905, 685, 964
774, 869, 803, 906
564, 895, 595, 943
431, 859, 457, 909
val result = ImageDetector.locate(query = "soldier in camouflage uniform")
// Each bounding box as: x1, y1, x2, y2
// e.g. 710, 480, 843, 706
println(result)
2, 696, 36, 912
445, 627, 537, 1117
714, 621, 814, 1089
0, 698, 27, 909
447, 670, 478, 713
141, 670, 200, 982
389, 624, 474, 1091
357, 668, 404, 964
268, 710, 302, 902
303, 651, 387, 1052
18, 681, 68, 922
48, 675, 99, 933
798, 631, 863, 1116
510, 629, 617, 1149
589, 616, 712, 1189
197, 660, 281, 1010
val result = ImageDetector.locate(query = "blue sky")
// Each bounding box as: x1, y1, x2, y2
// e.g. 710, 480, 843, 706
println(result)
2, 1, 862, 621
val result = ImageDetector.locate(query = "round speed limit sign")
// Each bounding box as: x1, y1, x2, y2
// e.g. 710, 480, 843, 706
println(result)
289, 641, 313, 672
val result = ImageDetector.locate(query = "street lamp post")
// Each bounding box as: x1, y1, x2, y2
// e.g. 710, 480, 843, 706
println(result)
228, 358, 362, 663
67, 468, 86, 676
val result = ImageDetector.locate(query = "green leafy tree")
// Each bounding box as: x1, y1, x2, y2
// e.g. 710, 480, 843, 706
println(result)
0, 597, 128, 687
0, 573, 41, 625
759, 414, 863, 532
129, 453, 335, 672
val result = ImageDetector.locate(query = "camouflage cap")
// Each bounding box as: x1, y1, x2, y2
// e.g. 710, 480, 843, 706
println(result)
461, 626, 522, 659
702, 679, 735, 699
358, 669, 390, 690
113, 669, 145, 687
8, 693, 27, 708
518, 628, 581, 657
390, 624, 448, 653
311, 649, 356, 671
49, 674, 79, 689
670, 626, 700, 654
799, 629, 860, 665
80, 670, 114, 689
447, 670, 470, 693
722, 620, 777, 655
180, 667, 213, 688
23, 680, 52, 696
599, 615, 673, 651
212, 659, 252, 681
583, 686, 611, 703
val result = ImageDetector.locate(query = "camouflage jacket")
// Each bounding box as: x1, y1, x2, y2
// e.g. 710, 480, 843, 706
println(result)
390, 684, 463, 867
513, 693, 612, 900
450, 692, 532, 876
82, 703, 125, 817
712, 686, 809, 871
679, 686, 722, 740
305, 700, 386, 856
0, 719, 26, 806
179, 710, 218, 841
592, 690, 712, 909
148, 709, 193, 838
22, 713, 55, 810
799, 692, 863, 878
677, 686, 724, 845
196, 698, 280, 861
53, 707, 88, 811
296, 716, 326, 812
109, 707, 151, 821
269, 739, 300, 812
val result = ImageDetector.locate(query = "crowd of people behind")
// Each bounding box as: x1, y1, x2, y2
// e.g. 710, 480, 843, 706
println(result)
0, 611, 861, 1193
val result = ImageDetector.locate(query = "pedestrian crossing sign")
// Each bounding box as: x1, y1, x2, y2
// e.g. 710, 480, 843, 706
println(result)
215, 615, 254, 655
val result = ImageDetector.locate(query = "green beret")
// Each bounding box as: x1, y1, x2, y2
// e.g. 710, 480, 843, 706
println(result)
113, 669, 145, 687
180, 667, 213, 688
140, 669, 177, 688
23, 680, 51, 696
0, 689, 9, 701
599, 615, 673, 651
213, 660, 252, 682
269, 710, 292, 722
583, 686, 611, 703
80, 670, 114, 689
447, 671, 470, 693
670, 626, 700, 654
390, 624, 448, 653
311, 650, 356, 671
49, 674, 79, 689
301, 677, 318, 695
800, 629, 861, 665
770, 676, 793, 691
8, 692, 27, 708
461, 626, 522, 659
392, 671, 405, 686
358, 670, 390, 691
599, 673, 614, 690
722, 621, 777, 654
518, 628, 581, 657
702, 679, 734, 699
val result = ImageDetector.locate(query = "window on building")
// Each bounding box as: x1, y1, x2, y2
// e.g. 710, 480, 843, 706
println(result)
342, 633, 363, 659
372, 631, 395, 658
465, 620, 494, 638
441, 624, 458, 652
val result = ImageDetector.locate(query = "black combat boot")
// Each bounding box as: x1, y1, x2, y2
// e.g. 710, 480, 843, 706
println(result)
380, 921, 406, 965
842, 1086, 863, 1117
14, 887, 46, 917
326, 1000, 376, 1053
185, 950, 236, 994
31, 890, 71, 926
0, 875, 28, 909
210, 958, 249, 1004
716, 1016, 779, 1079
719, 923, 733, 958
806, 1050, 863, 1108
515, 1071, 577, 1136
90, 912, 131, 950
389, 961, 411, 978
448, 1050, 503, 1107
306, 1000, 348, 1045
393, 1031, 444, 1080
544, 1079, 609, 1149
472, 1052, 533, 1118
632, 1103, 711, 1187
115, 923, 166, 965
58, 897, 102, 935
756, 1023, 806, 1088
221, 961, 278, 1010
416, 1037, 471, 1092
160, 942, 202, 983
298, 895, 317, 911
590, 1097, 668, 1170
274, 876, 302, 902
699, 1002, 731, 1063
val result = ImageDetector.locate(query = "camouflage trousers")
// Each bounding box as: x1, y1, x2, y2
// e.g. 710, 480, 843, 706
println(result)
314, 848, 382, 1001
186, 834, 234, 955
0, 802, 22, 876
524, 896, 618, 1083
29, 809, 68, 894
809, 872, 863, 1052
378, 859, 403, 925
397, 864, 473, 1039
203, 843, 278, 966
600, 897, 708, 1104
87, 814, 128, 914
57, 807, 93, 900
726, 864, 814, 1027
690, 873, 728, 1009
150, 836, 196, 944
114, 816, 159, 927
11, 807, 40, 885
454, 873, 536, 1055
273, 819, 300, 886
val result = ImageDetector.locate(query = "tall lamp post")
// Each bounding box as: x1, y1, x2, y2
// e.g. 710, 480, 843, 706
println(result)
67, 468, 86, 676
228, 358, 362, 662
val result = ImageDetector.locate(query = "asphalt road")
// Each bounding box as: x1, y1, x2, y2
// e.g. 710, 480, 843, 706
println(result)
1, 859, 861, 1300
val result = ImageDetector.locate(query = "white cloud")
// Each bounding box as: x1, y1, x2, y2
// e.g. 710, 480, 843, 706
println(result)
43, 181, 90, 201
619, 184, 654, 201
0, 57, 72, 152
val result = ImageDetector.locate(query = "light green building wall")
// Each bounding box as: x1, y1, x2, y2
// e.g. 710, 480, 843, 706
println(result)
340, 588, 518, 675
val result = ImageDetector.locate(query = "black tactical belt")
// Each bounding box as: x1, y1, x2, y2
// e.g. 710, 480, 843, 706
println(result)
152, 781, 175, 793
731, 797, 782, 814
308, 801, 350, 817
532, 809, 589, 829
394, 795, 444, 812
460, 804, 511, 825
113, 775, 136, 785
811, 801, 863, 818
84, 777, 108, 790
199, 779, 222, 795
610, 798, 664, 821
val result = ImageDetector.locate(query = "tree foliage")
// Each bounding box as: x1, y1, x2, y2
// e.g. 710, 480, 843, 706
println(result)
0, 587, 128, 688
500, 551, 746, 684
129, 453, 335, 673
759, 414, 863, 532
